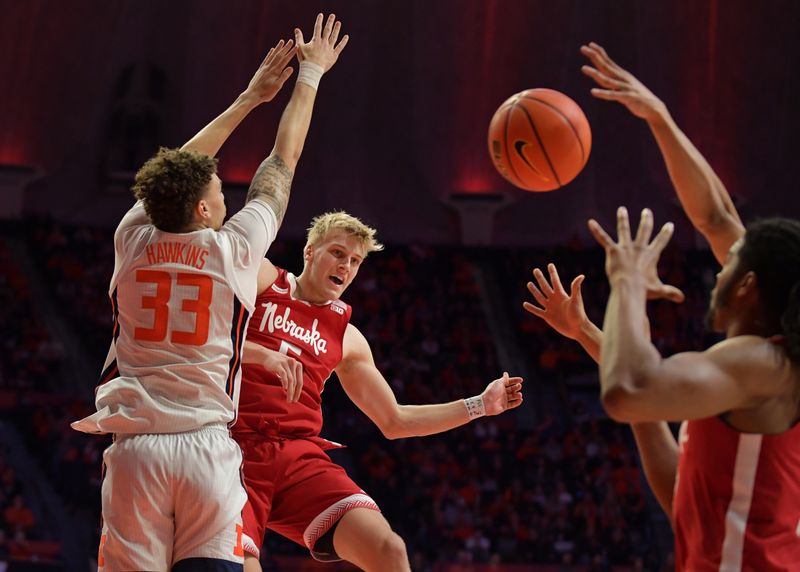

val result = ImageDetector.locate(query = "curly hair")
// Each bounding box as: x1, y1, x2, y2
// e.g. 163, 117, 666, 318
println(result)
132, 147, 218, 232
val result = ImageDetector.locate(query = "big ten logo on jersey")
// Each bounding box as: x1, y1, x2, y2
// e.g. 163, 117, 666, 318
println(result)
257, 302, 328, 356
330, 300, 346, 316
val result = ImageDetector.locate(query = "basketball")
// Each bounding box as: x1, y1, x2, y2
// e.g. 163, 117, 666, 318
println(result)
488, 88, 592, 192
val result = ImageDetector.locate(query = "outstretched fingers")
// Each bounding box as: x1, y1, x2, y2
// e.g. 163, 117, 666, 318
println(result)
533, 267, 554, 296
547, 263, 568, 295
329, 20, 342, 45
588, 218, 616, 250
616, 206, 632, 245
334, 34, 350, 55
272, 40, 296, 70
522, 303, 544, 320
581, 65, 627, 91
322, 13, 335, 41
294, 27, 306, 52
589, 88, 635, 105
581, 45, 614, 78
569, 274, 585, 300
635, 208, 654, 246
526, 279, 548, 309
312, 12, 323, 40
589, 42, 620, 67
587, 42, 625, 75
261, 45, 277, 67
649, 220, 675, 256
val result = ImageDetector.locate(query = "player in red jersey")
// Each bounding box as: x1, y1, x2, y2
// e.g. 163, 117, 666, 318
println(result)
522, 43, 800, 571
234, 210, 524, 572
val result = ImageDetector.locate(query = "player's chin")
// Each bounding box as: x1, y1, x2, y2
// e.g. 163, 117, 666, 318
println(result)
328, 282, 349, 298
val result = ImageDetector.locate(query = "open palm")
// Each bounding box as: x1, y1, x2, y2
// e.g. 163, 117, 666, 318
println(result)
294, 13, 349, 72
524, 263, 588, 341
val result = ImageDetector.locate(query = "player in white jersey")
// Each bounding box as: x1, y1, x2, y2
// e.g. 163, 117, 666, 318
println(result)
72, 14, 349, 571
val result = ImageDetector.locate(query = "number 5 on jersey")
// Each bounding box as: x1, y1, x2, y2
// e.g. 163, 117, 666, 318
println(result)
279, 340, 302, 358
134, 270, 213, 346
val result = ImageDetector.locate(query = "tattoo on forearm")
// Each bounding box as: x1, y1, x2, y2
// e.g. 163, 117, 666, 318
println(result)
247, 154, 294, 223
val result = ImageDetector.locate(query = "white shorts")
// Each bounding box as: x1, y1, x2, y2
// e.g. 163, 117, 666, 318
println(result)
98, 424, 247, 571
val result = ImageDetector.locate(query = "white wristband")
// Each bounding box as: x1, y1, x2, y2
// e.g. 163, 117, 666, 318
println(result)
297, 61, 324, 90
464, 395, 485, 419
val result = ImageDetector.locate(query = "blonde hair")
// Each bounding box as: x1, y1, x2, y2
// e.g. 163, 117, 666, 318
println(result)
305, 211, 384, 255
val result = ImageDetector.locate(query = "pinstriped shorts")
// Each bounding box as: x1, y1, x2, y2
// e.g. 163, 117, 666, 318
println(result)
99, 424, 247, 571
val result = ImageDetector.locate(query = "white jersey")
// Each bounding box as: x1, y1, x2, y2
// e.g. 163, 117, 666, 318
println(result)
72, 199, 278, 435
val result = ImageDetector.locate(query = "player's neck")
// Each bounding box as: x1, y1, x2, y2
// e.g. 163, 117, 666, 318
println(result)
180, 219, 212, 233
294, 274, 329, 305
725, 308, 772, 338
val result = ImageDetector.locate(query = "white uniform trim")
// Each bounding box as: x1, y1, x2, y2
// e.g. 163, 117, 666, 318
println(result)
302, 493, 379, 550
719, 433, 763, 572
242, 532, 260, 559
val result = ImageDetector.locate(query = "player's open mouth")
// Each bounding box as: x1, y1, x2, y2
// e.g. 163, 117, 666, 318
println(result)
329, 276, 344, 286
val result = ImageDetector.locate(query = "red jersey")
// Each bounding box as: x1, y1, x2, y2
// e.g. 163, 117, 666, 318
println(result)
234, 268, 351, 448
673, 416, 800, 571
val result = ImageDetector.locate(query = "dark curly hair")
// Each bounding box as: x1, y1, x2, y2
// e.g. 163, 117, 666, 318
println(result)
736, 217, 800, 363
132, 147, 218, 232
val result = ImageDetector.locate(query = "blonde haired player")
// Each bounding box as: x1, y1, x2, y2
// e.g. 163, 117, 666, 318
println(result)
235, 211, 525, 572
72, 14, 348, 571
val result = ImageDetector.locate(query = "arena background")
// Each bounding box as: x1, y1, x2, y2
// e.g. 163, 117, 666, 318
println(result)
0, 1, 799, 570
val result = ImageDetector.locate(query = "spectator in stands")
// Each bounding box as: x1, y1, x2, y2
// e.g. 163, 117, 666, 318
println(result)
3, 495, 34, 533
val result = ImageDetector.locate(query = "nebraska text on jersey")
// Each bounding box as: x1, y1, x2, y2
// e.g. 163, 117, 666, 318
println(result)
257, 302, 328, 355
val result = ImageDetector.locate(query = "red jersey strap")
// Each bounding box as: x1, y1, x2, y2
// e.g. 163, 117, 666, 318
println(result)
270, 267, 292, 293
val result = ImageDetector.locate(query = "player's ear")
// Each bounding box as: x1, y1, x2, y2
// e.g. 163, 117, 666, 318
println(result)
196, 199, 210, 220
736, 271, 757, 299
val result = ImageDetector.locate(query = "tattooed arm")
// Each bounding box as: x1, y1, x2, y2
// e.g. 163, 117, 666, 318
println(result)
245, 13, 349, 225
246, 154, 295, 225
244, 60, 317, 225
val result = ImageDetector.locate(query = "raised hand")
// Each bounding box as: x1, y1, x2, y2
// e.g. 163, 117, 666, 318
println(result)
258, 347, 304, 403
245, 39, 297, 103
589, 207, 684, 303
580, 42, 666, 122
524, 263, 589, 341
294, 13, 349, 72
481, 372, 524, 415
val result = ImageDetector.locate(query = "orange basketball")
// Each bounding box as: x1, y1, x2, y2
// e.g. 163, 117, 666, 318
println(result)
488, 88, 591, 192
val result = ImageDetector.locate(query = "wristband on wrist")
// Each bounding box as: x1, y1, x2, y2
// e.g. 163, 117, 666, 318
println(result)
464, 395, 486, 419
297, 61, 324, 90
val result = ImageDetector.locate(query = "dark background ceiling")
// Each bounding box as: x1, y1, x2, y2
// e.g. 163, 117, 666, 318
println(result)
2, 0, 799, 246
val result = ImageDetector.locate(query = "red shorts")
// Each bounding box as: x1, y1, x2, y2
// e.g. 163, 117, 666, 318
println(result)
236, 435, 380, 560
